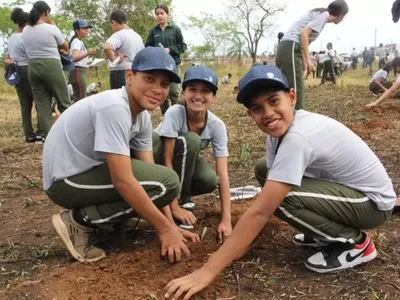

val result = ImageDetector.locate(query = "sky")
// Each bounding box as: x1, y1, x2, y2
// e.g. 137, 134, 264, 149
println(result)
14, 0, 399, 55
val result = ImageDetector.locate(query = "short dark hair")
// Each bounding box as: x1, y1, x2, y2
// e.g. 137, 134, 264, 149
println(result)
311, 0, 349, 16
182, 81, 217, 95
382, 63, 392, 72
228, 73, 232, 77
155, 4, 169, 14
110, 9, 126, 24
28, 1, 50, 26
11, 7, 28, 28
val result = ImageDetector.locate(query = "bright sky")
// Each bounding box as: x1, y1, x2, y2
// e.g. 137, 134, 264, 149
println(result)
19, 0, 399, 54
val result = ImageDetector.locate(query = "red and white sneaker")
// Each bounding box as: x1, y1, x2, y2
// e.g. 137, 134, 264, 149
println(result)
305, 233, 377, 273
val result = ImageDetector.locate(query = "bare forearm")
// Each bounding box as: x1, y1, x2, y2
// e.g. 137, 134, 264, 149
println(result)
73, 52, 90, 62
218, 175, 231, 220
300, 35, 309, 70
104, 48, 115, 61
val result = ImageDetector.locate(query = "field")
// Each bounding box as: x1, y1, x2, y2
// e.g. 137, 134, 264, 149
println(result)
1, 65, 400, 300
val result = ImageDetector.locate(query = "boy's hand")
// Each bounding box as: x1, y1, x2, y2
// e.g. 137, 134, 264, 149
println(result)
217, 218, 232, 244
172, 206, 197, 225
159, 227, 190, 263
178, 228, 200, 243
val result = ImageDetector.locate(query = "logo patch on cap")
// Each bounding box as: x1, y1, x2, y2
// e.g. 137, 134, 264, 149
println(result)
266, 72, 275, 78
166, 64, 173, 71
206, 76, 213, 82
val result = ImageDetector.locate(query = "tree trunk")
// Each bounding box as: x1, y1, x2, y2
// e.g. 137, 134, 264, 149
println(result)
251, 53, 257, 63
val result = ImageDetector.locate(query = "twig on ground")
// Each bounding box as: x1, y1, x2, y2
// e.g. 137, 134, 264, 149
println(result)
377, 275, 400, 291
231, 263, 241, 300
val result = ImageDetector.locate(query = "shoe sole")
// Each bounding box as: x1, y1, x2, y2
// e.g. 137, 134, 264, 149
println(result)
305, 249, 377, 273
52, 214, 106, 263
292, 239, 328, 248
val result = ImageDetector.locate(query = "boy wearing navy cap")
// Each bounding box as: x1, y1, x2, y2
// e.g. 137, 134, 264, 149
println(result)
153, 66, 232, 243
164, 65, 397, 300
44, 47, 194, 263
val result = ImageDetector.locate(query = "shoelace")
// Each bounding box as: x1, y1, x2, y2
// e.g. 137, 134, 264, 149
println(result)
84, 228, 99, 254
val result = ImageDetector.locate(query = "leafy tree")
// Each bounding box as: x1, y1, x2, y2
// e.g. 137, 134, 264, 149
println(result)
185, 13, 234, 62
0, 5, 14, 48
190, 43, 213, 64
227, 34, 249, 65
227, 0, 285, 63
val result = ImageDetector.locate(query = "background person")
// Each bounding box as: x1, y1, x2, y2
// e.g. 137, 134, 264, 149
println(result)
368, 63, 392, 96
22, 0, 71, 138
104, 9, 144, 89
276, 0, 348, 109
321, 42, 337, 84
4, 7, 43, 143
377, 43, 387, 69
68, 19, 96, 102
146, 4, 187, 115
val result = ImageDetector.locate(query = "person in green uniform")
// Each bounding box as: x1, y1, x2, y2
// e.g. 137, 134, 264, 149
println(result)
146, 4, 187, 115
22, 1, 71, 138
276, 0, 348, 109
4, 7, 43, 143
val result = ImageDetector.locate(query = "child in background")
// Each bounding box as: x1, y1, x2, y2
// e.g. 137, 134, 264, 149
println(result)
86, 81, 102, 95
221, 73, 232, 84
368, 64, 392, 97
153, 66, 232, 243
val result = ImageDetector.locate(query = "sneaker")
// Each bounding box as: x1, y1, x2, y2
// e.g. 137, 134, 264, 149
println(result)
25, 136, 36, 143
305, 233, 377, 273
293, 233, 328, 248
52, 210, 106, 262
34, 135, 45, 144
180, 198, 195, 211
393, 206, 400, 215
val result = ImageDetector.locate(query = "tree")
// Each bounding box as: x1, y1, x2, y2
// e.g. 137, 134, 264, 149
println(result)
227, 0, 285, 63
0, 6, 13, 48
186, 13, 234, 62
227, 34, 249, 65
55, 0, 171, 50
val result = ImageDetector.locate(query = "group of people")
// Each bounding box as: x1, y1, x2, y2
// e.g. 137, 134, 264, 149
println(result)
3, 0, 400, 299
4, 1, 187, 144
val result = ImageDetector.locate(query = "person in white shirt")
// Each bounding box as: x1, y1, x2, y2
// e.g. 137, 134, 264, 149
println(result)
68, 19, 96, 102
351, 48, 359, 69
321, 42, 337, 84
104, 10, 144, 89
86, 81, 102, 95
221, 73, 232, 84
377, 43, 388, 69
368, 64, 392, 96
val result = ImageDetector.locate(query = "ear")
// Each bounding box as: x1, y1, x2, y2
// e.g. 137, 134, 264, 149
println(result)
125, 69, 133, 86
289, 89, 297, 107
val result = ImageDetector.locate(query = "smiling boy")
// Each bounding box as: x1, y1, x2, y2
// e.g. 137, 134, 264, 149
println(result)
164, 65, 397, 300
44, 47, 191, 264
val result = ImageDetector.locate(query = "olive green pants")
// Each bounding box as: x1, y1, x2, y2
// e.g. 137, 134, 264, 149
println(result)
28, 58, 71, 136
255, 157, 391, 244
153, 132, 218, 204
68, 67, 87, 101
160, 65, 181, 115
109, 70, 125, 89
15, 66, 42, 138
322, 60, 336, 84
276, 41, 304, 110
369, 81, 393, 94
46, 159, 179, 225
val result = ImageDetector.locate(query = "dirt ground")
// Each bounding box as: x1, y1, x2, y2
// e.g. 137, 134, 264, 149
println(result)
1, 78, 400, 300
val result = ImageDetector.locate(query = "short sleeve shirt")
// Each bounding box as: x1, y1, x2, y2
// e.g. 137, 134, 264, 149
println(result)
266, 110, 396, 211
281, 11, 329, 44
22, 23, 65, 59
43, 87, 153, 190
105, 28, 144, 71
7, 33, 29, 66
70, 38, 88, 67
370, 70, 388, 83
154, 104, 229, 157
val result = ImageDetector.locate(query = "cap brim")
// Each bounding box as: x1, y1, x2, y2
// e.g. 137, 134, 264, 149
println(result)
132, 67, 181, 83
182, 79, 218, 92
237, 79, 289, 104
393, 13, 400, 23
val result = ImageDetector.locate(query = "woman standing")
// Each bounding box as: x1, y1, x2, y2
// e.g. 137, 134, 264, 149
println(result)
22, 1, 71, 137
4, 8, 42, 143
146, 4, 187, 115
68, 19, 96, 102
276, 0, 348, 109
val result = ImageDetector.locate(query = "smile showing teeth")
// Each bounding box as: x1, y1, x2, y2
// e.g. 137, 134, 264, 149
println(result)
267, 119, 280, 127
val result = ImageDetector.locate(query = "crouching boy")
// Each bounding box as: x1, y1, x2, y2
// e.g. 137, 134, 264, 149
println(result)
164, 65, 397, 300
43, 47, 192, 263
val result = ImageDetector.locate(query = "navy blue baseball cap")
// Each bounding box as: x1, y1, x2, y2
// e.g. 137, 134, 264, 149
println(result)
237, 65, 289, 104
5, 64, 20, 86
183, 66, 218, 92
73, 19, 92, 30
131, 47, 181, 83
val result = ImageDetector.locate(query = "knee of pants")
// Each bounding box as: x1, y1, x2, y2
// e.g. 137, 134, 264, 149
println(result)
154, 167, 180, 208
175, 132, 201, 155
195, 173, 219, 194
254, 158, 267, 186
